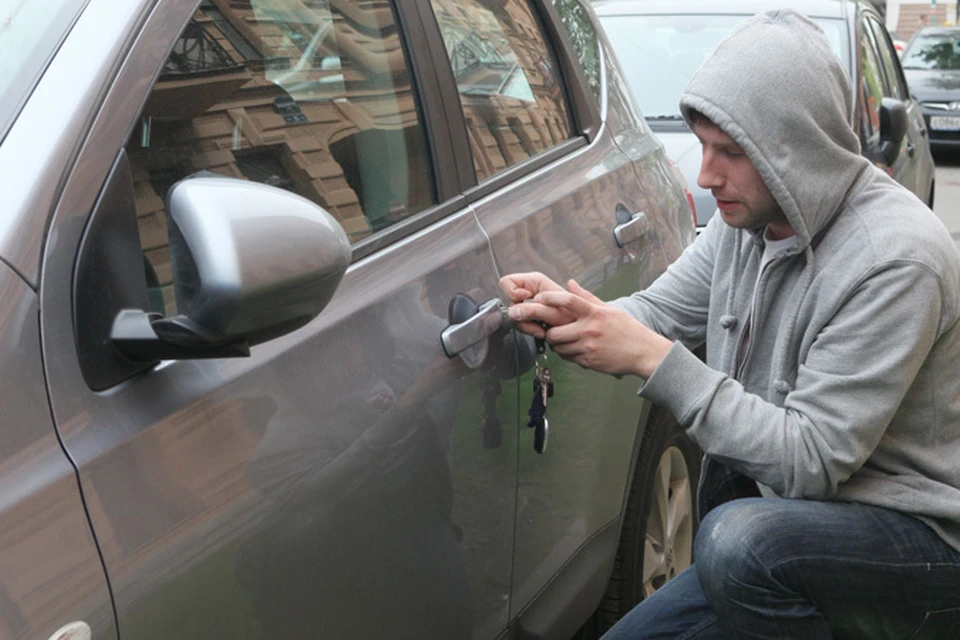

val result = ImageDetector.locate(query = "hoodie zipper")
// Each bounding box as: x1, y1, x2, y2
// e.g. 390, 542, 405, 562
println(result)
736, 250, 791, 379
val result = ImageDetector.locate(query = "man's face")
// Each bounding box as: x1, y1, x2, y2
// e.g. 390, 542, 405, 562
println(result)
693, 119, 791, 237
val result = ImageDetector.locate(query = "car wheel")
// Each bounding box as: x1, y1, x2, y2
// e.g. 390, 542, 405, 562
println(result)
577, 410, 701, 638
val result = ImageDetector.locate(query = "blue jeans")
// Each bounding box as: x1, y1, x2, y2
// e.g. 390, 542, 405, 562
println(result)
601, 498, 960, 639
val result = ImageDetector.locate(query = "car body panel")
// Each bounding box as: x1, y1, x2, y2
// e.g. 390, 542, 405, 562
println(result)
592, 0, 937, 224
0, 265, 115, 640
1, 0, 697, 637
656, 130, 717, 224
0, 0, 151, 287
476, 9, 694, 633
902, 26, 960, 149
40, 0, 518, 638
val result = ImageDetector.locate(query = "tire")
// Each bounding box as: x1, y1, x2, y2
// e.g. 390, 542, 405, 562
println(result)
577, 410, 702, 638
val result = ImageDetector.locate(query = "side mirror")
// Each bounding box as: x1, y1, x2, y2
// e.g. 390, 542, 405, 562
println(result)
879, 97, 909, 164
110, 176, 351, 362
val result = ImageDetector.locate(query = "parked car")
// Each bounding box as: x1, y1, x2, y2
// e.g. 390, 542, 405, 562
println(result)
592, 0, 937, 227
0, 0, 698, 639
900, 25, 960, 149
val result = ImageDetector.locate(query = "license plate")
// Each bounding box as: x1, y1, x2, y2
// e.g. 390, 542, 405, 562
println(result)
930, 115, 960, 131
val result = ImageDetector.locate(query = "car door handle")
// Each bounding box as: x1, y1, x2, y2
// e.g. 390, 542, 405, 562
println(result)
906, 141, 916, 157
441, 297, 506, 358
613, 211, 649, 247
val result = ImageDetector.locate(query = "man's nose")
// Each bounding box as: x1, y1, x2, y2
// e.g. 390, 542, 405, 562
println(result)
697, 151, 722, 190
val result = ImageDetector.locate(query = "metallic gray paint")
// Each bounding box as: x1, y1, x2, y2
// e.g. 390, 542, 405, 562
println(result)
0, 266, 115, 640
0, 0, 153, 286
657, 131, 717, 226
475, 30, 695, 621
166, 177, 351, 340
11, 0, 699, 638
46, 198, 521, 638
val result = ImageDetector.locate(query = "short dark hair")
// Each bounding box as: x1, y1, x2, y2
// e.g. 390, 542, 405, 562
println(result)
685, 108, 712, 127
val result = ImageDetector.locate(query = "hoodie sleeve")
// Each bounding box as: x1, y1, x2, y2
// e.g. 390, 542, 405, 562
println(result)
609, 213, 723, 350
639, 260, 944, 499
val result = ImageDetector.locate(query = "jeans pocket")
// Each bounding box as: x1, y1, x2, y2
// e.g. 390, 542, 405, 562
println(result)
907, 607, 960, 640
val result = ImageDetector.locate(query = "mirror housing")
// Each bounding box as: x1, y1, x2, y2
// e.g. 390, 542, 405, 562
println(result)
879, 97, 908, 165
110, 176, 351, 362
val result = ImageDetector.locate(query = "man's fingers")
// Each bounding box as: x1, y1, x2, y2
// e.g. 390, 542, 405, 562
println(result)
568, 279, 604, 305
507, 300, 574, 327
533, 290, 594, 318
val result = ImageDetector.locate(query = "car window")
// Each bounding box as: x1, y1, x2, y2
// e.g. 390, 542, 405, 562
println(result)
864, 15, 906, 100
901, 30, 960, 69
860, 21, 886, 139
128, 0, 435, 316
552, 0, 601, 104
597, 14, 846, 120
427, 0, 574, 182
0, 0, 88, 143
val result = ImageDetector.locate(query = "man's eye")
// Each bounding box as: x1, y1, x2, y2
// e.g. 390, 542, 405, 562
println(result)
725, 148, 745, 157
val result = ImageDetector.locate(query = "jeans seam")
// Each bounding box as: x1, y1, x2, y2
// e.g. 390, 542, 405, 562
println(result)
676, 612, 718, 640
767, 555, 960, 573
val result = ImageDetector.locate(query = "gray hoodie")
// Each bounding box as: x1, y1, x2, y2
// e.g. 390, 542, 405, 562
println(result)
612, 10, 960, 551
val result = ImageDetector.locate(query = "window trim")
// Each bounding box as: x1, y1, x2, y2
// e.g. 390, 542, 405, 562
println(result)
416, 0, 600, 199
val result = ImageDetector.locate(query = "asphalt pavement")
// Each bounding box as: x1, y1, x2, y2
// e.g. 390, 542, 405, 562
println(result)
933, 150, 960, 248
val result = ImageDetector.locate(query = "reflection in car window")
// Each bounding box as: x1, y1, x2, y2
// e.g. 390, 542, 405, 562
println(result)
865, 17, 906, 100
428, 0, 574, 182
0, 0, 87, 143
861, 25, 886, 137
597, 14, 845, 120
553, 0, 601, 105
128, 0, 436, 315
902, 31, 960, 70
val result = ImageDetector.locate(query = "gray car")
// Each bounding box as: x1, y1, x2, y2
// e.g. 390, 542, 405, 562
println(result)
593, 0, 938, 227
0, 1, 697, 639
901, 26, 960, 149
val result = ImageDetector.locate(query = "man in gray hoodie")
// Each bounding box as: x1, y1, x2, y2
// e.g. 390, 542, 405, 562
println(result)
502, 9, 960, 639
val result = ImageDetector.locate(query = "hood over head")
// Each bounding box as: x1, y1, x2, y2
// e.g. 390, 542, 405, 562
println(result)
679, 10, 870, 250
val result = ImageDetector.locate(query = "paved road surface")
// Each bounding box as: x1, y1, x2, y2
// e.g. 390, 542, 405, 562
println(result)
933, 150, 960, 248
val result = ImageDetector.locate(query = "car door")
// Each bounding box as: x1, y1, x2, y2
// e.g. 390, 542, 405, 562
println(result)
419, 0, 695, 635
39, 1, 520, 639
858, 8, 935, 203
864, 11, 936, 203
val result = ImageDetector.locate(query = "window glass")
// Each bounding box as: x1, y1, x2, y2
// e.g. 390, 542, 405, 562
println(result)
598, 14, 846, 120
0, 0, 87, 143
428, 0, 574, 182
860, 25, 886, 138
865, 17, 906, 99
552, 0, 600, 104
129, 0, 435, 315
901, 30, 960, 70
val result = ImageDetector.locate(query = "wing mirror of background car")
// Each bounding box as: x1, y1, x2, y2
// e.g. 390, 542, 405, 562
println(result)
879, 97, 909, 165
74, 153, 351, 390
110, 177, 351, 362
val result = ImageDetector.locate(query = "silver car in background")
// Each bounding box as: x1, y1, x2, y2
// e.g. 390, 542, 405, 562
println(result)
0, 0, 696, 638
593, 0, 937, 227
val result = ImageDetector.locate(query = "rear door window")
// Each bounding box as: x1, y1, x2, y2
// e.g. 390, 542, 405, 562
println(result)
427, 0, 574, 182
860, 20, 886, 139
864, 15, 907, 100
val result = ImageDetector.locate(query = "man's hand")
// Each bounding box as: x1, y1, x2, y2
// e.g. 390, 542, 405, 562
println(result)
499, 272, 565, 303
508, 280, 673, 378
500, 272, 571, 337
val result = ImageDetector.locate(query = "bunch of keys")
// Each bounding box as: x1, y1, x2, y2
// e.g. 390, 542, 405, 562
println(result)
526, 323, 554, 454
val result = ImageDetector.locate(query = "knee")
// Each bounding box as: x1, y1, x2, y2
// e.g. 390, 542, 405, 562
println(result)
694, 499, 784, 599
